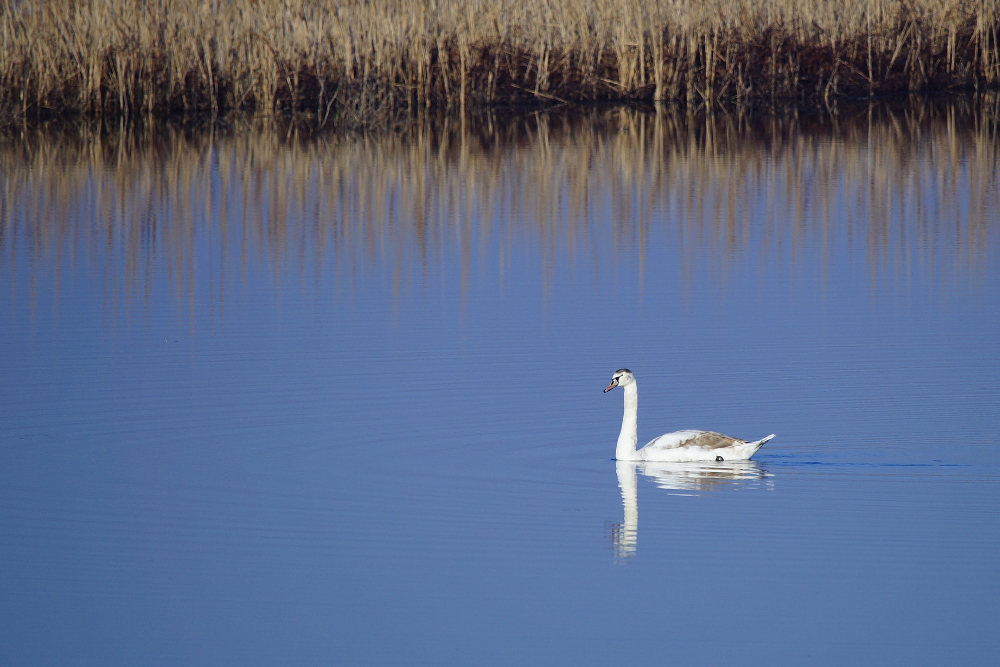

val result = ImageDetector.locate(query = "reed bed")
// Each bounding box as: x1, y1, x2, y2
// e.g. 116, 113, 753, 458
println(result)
1, 0, 998, 127
3, 97, 998, 311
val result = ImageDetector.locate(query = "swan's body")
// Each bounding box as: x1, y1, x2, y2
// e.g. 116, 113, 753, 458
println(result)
604, 369, 774, 462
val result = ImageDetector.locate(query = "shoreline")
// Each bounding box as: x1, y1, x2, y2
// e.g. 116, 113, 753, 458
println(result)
5, 90, 997, 140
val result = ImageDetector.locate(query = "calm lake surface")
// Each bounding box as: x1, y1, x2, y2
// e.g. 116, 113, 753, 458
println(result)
2, 98, 999, 665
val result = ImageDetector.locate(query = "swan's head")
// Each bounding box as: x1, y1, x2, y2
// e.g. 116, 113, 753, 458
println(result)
604, 368, 635, 393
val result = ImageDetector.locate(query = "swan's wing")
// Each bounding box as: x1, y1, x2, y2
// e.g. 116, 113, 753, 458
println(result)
643, 430, 743, 451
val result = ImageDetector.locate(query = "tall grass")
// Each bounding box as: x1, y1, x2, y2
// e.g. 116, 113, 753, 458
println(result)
1, 0, 998, 126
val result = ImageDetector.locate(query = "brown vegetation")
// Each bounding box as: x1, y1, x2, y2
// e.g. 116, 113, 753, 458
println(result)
0, 0, 998, 126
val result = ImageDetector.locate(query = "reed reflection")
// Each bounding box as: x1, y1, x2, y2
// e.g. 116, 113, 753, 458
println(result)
1, 96, 998, 316
612, 459, 773, 561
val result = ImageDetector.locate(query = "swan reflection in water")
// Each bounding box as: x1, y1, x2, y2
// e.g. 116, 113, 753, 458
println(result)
611, 459, 774, 561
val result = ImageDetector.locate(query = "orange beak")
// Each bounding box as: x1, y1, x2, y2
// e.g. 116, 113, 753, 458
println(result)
603, 378, 619, 393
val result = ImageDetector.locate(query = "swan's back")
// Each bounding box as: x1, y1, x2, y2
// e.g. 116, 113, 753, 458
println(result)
638, 431, 775, 462
643, 430, 739, 452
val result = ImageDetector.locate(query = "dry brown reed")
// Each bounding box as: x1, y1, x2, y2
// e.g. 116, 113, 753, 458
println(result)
1, 0, 998, 127
3, 97, 998, 311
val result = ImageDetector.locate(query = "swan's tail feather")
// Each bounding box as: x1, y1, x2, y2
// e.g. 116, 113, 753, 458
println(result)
743, 434, 775, 458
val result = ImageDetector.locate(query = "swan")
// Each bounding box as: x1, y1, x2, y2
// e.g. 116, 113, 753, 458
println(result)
604, 368, 774, 462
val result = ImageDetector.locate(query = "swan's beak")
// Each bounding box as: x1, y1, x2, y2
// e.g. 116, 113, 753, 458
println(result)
603, 378, 619, 393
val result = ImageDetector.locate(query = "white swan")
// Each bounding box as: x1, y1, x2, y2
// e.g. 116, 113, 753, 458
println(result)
604, 368, 774, 462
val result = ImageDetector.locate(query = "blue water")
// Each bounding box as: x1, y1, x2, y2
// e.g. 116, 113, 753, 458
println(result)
2, 101, 999, 665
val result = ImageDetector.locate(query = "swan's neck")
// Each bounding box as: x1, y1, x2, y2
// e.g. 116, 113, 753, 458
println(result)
616, 383, 639, 460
